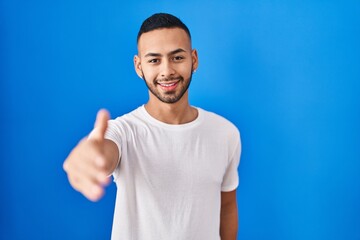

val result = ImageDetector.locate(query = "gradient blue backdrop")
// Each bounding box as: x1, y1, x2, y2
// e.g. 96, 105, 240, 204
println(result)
1, 1, 359, 239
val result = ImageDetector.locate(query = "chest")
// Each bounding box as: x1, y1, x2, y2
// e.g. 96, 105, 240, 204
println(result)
122, 128, 230, 192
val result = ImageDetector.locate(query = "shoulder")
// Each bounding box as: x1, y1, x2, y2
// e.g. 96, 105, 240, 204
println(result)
198, 108, 240, 140
106, 106, 146, 134
199, 108, 239, 131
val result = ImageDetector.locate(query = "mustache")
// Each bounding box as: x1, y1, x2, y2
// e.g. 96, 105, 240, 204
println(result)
155, 76, 183, 82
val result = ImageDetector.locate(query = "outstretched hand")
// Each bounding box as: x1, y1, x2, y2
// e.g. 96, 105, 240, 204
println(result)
63, 109, 112, 201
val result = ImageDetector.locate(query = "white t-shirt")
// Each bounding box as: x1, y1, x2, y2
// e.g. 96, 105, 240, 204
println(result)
105, 105, 241, 240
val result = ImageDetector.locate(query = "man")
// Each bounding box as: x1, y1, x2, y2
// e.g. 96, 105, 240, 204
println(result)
63, 13, 241, 240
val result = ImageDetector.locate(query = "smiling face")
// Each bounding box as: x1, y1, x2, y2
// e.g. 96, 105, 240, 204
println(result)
134, 28, 198, 104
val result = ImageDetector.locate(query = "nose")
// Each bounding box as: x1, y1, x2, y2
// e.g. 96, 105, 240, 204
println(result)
160, 60, 175, 78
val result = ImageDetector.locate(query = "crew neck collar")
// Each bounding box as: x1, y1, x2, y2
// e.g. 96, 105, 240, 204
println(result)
139, 105, 203, 130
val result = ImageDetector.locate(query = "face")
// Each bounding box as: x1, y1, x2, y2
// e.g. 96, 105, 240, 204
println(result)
134, 28, 198, 104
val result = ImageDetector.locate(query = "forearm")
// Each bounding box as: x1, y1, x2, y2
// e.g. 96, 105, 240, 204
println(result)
220, 200, 238, 240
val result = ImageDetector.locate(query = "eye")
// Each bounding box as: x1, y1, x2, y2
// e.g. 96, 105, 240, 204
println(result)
148, 59, 159, 64
173, 56, 184, 62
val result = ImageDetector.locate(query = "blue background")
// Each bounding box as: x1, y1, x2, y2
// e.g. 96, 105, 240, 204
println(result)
1, 1, 359, 239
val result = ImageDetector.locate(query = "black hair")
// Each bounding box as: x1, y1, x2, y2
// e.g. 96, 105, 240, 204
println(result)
137, 13, 191, 43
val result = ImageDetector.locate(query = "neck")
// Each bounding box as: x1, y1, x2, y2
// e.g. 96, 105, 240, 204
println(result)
145, 93, 198, 124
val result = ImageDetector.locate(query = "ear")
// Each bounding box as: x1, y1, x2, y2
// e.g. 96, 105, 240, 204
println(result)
134, 55, 143, 79
191, 49, 199, 73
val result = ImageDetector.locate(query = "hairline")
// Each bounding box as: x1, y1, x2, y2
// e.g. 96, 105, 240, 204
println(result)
136, 28, 193, 57
137, 27, 192, 45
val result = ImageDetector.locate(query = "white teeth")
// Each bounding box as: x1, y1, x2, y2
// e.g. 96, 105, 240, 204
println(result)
159, 82, 176, 87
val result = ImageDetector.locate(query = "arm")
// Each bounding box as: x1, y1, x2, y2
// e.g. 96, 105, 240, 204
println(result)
220, 190, 238, 240
63, 109, 119, 201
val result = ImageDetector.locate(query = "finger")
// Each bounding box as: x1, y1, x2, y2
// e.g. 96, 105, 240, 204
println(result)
64, 150, 107, 191
86, 186, 105, 202
77, 136, 107, 168
79, 177, 105, 202
68, 173, 105, 202
86, 185, 106, 202
65, 157, 110, 199
68, 147, 109, 184
90, 109, 110, 141
75, 158, 110, 185
63, 137, 87, 173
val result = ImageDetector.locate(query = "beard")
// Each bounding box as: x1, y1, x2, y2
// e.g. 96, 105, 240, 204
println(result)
142, 70, 193, 104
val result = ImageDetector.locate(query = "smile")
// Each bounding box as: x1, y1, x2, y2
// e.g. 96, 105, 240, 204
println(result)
159, 82, 177, 87
157, 80, 179, 91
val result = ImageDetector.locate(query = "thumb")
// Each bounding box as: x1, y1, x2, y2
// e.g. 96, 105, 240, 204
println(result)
89, 109, 110, 141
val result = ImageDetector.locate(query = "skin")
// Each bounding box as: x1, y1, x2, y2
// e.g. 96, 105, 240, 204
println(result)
63, 110, 118, 201
134, 28, 199, 124
220, 190, 239, 240
63, 27, 238, 239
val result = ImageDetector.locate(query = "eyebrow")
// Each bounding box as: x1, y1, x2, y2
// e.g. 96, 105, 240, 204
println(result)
144, 48, 187, 58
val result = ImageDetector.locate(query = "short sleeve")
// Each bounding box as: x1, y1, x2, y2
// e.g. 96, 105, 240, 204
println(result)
221, 133, 241, 192
104, 119, 123, 179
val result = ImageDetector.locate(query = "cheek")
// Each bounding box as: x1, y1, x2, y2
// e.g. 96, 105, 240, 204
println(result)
173, 64, 190, 75
141, 67, 156, 79
181, 66, 193, 78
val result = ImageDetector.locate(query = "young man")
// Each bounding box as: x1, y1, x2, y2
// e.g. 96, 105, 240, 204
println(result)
63, 13, 241, 240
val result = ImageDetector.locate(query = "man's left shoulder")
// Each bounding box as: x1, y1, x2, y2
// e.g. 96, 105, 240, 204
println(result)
199, 108, 240, 134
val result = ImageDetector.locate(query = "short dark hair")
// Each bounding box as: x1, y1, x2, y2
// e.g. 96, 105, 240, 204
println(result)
137, 13, 191, 43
